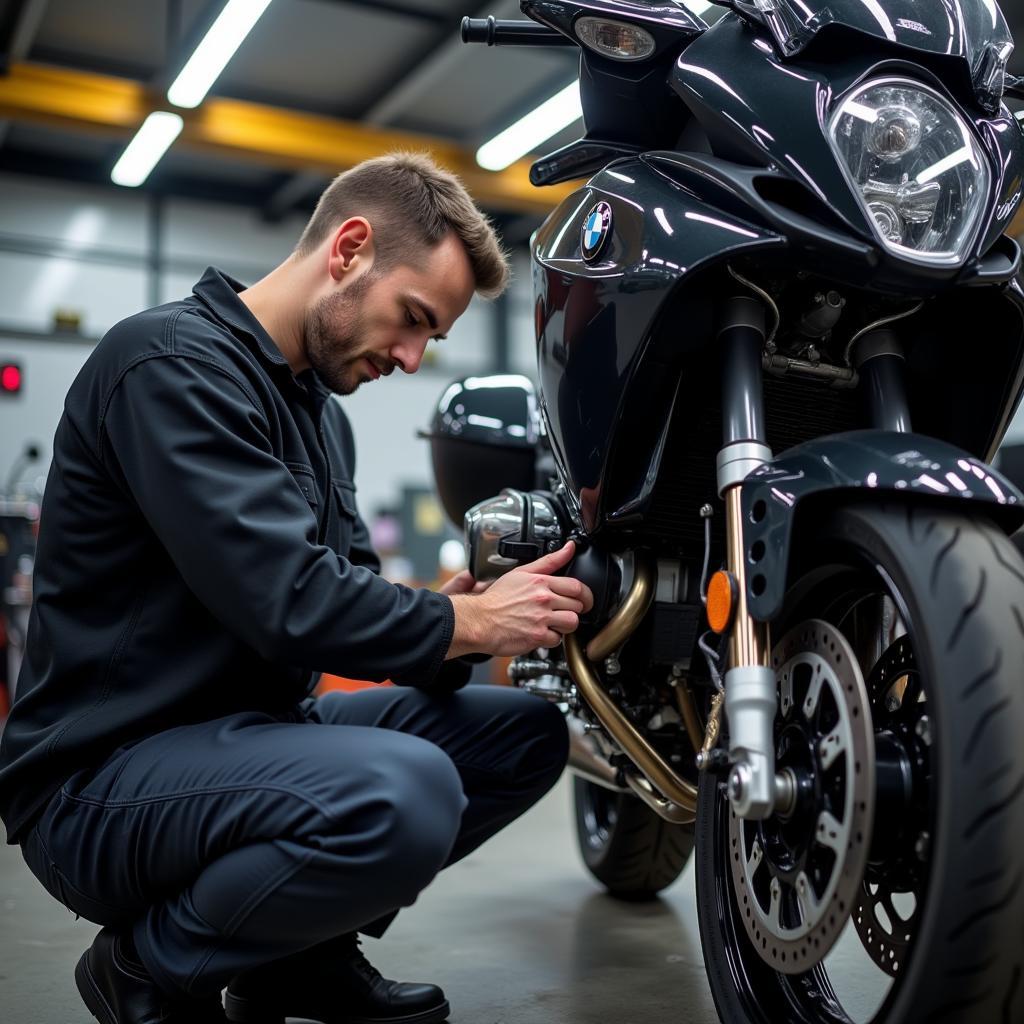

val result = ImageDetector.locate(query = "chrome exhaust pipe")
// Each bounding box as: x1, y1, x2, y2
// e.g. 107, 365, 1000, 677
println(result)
564, 553, 699, 822
566, 714, 629, 792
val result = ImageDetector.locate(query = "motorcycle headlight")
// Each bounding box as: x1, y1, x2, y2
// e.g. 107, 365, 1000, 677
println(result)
828, 79, 991, 265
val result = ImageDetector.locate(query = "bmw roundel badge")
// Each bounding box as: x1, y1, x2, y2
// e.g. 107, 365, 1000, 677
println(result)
581, 201, 612, 262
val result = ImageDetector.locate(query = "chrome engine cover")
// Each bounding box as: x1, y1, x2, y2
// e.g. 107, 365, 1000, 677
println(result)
464, 488, 566, 581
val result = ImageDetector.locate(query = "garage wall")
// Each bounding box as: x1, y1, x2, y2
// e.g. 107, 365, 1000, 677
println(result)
0, 172, 538, 518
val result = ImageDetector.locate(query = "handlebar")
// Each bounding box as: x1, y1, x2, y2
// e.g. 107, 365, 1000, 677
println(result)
460, 16, 576, 46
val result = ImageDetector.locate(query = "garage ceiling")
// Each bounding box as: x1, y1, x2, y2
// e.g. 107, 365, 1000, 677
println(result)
0, 0, 1022, 240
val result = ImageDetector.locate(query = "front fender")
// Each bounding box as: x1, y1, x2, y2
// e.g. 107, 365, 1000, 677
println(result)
739, 430, 1024, 622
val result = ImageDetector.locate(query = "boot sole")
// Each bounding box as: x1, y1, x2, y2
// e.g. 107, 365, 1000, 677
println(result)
223, 990, 450, 1024
75, 951, 117, 1024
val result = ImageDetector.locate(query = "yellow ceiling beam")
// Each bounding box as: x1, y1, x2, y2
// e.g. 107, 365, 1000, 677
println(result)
0, 62, 575, 216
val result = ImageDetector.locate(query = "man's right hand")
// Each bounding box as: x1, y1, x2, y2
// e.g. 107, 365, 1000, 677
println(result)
446, 540, 595, 659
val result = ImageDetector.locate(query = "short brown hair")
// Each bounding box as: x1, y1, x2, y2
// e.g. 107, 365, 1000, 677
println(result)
295, 152, 510, 299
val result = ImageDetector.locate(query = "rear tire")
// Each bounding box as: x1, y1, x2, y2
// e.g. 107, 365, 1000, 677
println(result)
696, 505, 1024, 1023
573, 777, 695, 900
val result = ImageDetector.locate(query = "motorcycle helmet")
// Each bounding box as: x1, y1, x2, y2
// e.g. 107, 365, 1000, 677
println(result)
418, 374, 542, 529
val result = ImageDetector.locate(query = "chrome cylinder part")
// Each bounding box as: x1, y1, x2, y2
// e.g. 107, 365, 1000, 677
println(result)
565, 631, 698, 818
725, 487, 771, 671
566, 715, 629, 792
625, 774, 695, 824
585, 554, 656, 663
716, 442, 772, 497
724, 664, 777, 819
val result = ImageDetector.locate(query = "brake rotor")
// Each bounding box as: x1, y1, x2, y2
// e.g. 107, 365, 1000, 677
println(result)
728, 619, 876, 975
853, 634, 924, 977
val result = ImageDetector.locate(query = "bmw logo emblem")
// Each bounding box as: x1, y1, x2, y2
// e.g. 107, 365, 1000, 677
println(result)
581, 201, 613, 262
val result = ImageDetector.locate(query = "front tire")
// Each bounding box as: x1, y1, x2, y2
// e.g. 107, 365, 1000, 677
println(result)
696, 505, 1024, 1023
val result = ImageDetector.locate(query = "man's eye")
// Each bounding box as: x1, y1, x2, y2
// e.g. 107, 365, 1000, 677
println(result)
405, 309, 419, 327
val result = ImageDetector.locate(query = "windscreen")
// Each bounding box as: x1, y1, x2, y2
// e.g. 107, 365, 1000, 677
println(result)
746, 0, 1013, 69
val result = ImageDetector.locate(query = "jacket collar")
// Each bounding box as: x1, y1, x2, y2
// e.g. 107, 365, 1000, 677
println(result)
192, 266, 333, 407
192, 266, 289, 368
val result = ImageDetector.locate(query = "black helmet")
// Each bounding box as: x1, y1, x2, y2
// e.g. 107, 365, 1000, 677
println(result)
419, 374, 542, 529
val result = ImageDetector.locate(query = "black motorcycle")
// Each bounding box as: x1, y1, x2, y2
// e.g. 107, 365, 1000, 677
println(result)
423, 2, 1024, 1021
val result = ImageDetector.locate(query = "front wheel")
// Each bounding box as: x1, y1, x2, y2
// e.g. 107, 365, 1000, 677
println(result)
696, 505, 1024, 1024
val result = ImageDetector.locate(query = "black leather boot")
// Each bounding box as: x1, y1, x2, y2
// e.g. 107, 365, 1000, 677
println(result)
223, 932, 450, 1024
75, 927, 228, 1024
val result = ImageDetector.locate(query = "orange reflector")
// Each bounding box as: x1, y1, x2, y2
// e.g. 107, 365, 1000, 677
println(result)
707, 571, 736, 634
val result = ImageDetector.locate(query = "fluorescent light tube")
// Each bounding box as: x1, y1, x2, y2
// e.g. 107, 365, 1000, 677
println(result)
111, 112, 184, 187
476, 81, 582, 172
168, 0, 274, 109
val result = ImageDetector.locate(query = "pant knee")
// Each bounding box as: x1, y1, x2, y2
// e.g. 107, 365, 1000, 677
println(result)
372, 743, 466, 895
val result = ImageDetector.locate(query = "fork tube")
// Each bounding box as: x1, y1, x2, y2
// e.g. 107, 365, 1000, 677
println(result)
717, 295, 772, 674
854, 329, 911, 433
720, 296, 768, 447
717, 296, 777, 820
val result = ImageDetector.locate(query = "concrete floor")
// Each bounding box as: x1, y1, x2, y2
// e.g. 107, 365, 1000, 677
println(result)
0, 773, 884, 1024
0, 774, 721, 1024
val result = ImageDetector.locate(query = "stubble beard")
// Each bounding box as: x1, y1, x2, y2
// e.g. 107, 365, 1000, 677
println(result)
304, 274, 375, 396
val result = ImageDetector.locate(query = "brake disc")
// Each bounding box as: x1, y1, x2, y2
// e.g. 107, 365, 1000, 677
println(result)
728, 619, 876, 975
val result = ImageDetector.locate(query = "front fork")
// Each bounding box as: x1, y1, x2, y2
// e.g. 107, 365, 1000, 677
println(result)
716, 297, 908, 819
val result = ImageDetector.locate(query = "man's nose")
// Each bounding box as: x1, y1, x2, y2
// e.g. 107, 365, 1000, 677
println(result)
391, 337, 429, 375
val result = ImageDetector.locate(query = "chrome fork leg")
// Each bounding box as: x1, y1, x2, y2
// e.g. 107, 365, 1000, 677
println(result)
716, 295, 783, 820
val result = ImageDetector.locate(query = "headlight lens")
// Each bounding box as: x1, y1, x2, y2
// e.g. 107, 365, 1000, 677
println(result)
828, 79, 990, 265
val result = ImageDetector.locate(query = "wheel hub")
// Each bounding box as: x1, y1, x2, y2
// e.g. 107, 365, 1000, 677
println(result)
728, 619, 876, 975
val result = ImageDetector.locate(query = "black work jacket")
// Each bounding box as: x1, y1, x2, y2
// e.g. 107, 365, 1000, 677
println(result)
0, 267, 469, 844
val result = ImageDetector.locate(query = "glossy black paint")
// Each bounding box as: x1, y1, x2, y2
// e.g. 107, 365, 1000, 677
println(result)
419, 375, 542, 528
532, 158, 784, 530
671, 15, 1024, 276
739, 430, 1024, 621
529, 0, 1024, 542
741, 0, 1012, 74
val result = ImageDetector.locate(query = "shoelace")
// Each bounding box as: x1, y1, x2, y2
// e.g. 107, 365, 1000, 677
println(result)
348, 939, 384, 988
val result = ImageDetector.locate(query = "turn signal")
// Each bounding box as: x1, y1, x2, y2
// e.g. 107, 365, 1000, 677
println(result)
707, 571, 737, 635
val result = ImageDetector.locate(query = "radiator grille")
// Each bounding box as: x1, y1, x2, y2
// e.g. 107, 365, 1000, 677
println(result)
641, 371, 862, 556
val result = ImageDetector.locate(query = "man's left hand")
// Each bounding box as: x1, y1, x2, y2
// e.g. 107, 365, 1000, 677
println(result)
439, 570, 493, 597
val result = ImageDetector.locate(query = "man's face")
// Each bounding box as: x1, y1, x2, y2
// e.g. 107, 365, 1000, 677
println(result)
304, 232, 476, 396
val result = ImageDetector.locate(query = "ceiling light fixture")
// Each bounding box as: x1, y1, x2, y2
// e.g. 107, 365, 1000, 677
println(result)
167, 0, 274, 109
111, 112, 184, 187
476, 80, 582, 172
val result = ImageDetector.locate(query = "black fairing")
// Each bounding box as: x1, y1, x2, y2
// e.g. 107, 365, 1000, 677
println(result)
529, 2, 1024, 545
740, 430, 1024, 621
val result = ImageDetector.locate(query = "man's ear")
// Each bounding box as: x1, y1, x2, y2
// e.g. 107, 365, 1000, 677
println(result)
328, 217, 374, 281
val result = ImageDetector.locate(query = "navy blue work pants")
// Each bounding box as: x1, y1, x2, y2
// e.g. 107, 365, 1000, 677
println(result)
19, 685, 568, 998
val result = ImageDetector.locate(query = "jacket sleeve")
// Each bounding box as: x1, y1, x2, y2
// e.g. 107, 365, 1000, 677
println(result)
327, 402, 475, 694
101, 352, 454, 685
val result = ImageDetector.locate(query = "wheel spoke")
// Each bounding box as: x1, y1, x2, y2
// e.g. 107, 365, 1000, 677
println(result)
796, 871, 820, 923
780, 674, 795, 718
768, 876, 783, 931
818, 724, 847, 770
815, 810, 845, 852
747, 838, 764, 876
803, 669, 825, 719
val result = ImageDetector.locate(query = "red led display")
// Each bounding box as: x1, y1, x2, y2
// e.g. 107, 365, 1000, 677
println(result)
1, 364, 21, 394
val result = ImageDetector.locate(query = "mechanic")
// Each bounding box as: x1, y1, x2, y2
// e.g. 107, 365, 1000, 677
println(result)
0, 152, 594, 1024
